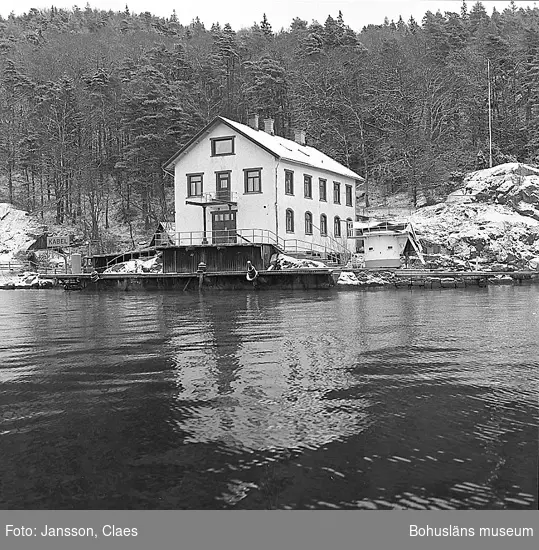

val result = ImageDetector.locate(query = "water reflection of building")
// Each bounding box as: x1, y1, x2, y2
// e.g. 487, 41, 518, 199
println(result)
169, 293, 374, 451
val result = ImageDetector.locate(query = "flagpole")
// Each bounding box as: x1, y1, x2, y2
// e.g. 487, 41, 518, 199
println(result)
487, 59, 493, 168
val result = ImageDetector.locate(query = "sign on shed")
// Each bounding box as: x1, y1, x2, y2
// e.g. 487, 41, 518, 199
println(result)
47, 236, 70, 248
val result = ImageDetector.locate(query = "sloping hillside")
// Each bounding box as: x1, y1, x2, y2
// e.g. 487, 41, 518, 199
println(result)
0, 203, 40, 263
410, 164, 539, 270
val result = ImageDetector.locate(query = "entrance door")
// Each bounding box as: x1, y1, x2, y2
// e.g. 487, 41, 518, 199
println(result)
216, 171, 231, 201
212, 210, 237, 244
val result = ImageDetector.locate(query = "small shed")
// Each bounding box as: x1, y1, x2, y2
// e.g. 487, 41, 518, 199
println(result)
149, 222, 176, 248
353, 220, 425, 268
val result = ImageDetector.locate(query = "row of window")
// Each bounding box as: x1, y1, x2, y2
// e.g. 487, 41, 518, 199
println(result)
207, 136, 354, 205
187, 169, 262, 197
188, 169, 354, 204
285, 210, 353, 238
285, 171, 353, 206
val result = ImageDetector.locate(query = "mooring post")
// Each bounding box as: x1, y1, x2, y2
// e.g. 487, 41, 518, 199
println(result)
197, 261, 207, 290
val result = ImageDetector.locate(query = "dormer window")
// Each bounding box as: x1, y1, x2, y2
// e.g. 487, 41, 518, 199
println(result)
211, 136, 235, 156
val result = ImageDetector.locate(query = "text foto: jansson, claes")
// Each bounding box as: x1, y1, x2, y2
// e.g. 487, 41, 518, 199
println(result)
6, 525, 137, 537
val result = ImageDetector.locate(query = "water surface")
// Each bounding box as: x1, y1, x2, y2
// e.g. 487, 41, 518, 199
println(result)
0, 286, 537, 509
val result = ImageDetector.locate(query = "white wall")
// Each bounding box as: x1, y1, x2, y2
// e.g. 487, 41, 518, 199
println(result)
172, 121, 357, 252
173, 121, 277, 240
363, 233, 407, 268
276, 160, 356, 253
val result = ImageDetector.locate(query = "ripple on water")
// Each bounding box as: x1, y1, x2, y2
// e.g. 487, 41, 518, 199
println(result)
0, 287, 537, 509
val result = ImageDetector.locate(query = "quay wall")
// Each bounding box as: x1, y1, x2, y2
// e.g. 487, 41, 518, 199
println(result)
62, 270, 335, 292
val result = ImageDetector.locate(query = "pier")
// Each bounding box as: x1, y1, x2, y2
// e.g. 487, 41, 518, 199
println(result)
40, 268, 336, 291
36, 268, 539, 292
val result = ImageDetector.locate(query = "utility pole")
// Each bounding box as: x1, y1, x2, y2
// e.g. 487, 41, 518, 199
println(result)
487, 59, 493, 168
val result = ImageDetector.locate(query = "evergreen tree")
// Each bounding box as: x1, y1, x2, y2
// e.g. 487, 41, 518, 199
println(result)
260, 13, 272, 37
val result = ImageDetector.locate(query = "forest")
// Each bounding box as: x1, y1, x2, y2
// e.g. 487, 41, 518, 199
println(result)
1, 1, 539, 249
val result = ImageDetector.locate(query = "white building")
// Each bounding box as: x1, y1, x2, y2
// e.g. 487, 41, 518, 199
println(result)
163, 115, 363, 259
353, 219, 425, 268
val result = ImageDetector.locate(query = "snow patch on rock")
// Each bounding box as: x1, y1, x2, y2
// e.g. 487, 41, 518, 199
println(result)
411, 171, 539, 270
337, 270, 395, 286
0, 203, 40, 262
267, 254, 328, 270
103, 255, 162, 274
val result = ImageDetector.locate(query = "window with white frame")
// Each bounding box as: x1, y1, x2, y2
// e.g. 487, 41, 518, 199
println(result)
346, 184, 353, 206
334, 216, 341, 237
346, 218, 353, 237
305, 212, 313, 235
187, 173, 203, 197
286, 209, 295, 232
333, 181, 341, 204
244, 168, 262, 193
285, 170, 294, 195
320, 214, 327, 236
319, 178, 327, 201
211, 136, 235, 156
304, 175, 312, 199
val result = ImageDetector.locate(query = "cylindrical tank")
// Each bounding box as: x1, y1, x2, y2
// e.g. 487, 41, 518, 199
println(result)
71, 253, 82, 274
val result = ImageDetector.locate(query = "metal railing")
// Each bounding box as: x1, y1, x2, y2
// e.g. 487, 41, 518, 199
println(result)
0, 261, 26, 272
156, 228, 351, 263
0, 261, 70, 275
358, 221, 410, 234
97, 228, 353, 269
156, 228, 286, 249
186, 191, 239, 204
283, 237, 351, 264
357, 207, 416, 218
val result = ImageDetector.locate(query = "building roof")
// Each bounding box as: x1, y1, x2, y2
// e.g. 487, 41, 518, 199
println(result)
149, 221, 176, 247
163, 116, 363, 181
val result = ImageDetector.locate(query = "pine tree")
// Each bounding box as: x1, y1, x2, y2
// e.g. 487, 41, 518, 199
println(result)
260, 13, 272, 37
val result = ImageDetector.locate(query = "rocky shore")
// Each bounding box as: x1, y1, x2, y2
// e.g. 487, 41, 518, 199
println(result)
0, 271, 54, 289
337, 269, 539, 289
409, 163, 539, 272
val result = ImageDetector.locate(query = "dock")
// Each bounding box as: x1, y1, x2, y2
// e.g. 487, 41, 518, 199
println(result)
35, 268, 539, 292
40, 268, 336, 291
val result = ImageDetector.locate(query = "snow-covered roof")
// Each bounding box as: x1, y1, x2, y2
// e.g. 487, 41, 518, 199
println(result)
164, 116, 363, 181
158, 221, 176, 234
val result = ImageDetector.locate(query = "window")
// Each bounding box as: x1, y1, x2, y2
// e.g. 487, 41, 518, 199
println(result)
244, 168, 262, 193
305, 212, 313, 235
346, 184, 353, 206
187, 173, 203, 197
334, 216, 341, 237
211, 136, 235, 156
333, 181, 341, 204
346, 218, 353, 237
320, 214, 327, 236
286, 209, 295, 233
216, 171, 231, 200
319, 178, 327, 201
304, 175, 312, 199
285, 170, 294, 195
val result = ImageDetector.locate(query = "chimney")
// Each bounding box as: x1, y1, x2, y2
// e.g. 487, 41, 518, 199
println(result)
263, 118, 275, 135
294, 130, 306, 146
247, 113, 259, 130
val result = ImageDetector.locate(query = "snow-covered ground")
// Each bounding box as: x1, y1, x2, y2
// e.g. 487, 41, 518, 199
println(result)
103, 255, 162, 274
0, 271, 53, 288
410, 163, 539, 271
337, 271, 394, 286
267, 253, 328, 270
2, 163, 539, 281
0, 203, 39, 263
